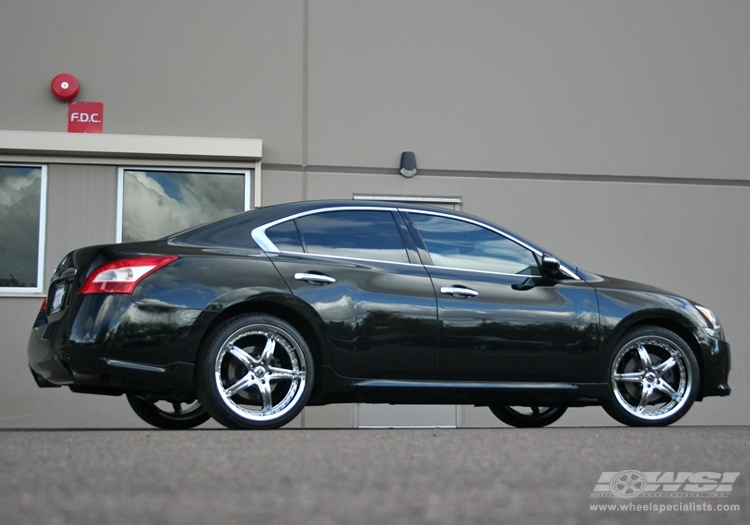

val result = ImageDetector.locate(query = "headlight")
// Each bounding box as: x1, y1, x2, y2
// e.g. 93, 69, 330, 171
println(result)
695, 304, 724, 340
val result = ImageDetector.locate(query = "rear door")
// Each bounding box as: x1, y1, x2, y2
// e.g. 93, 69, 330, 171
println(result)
257, 207, 438, 379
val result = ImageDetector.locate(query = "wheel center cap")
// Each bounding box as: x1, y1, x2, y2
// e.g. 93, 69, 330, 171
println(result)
254, 366, 266, 378
645, 372, 657, 383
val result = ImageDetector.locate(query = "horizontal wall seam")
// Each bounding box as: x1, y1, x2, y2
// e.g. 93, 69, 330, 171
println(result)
262, 164, 750, 188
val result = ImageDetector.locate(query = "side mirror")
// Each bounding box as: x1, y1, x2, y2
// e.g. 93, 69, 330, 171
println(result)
541, 254, 561, 278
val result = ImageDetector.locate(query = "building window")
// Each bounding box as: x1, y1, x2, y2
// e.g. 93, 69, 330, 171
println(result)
0, 164, 47, 293
117, 168, 252, 242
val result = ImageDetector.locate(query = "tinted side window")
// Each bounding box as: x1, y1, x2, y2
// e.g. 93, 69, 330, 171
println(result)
295, 210, 408, 263
409, 213, 540, 275
266, 220, 304, 252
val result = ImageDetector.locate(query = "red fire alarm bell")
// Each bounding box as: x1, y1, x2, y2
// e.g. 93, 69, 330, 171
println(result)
51, 73, 80, 101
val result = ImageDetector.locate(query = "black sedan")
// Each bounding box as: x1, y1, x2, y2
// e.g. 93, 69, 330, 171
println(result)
28, 200, 731, 429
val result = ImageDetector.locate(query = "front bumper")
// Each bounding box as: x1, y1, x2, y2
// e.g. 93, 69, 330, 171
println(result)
700, 337, 731, 398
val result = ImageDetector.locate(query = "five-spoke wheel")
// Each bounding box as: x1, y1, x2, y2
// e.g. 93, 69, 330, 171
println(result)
489, 405, 567, 427
603, 326, 699, 426
126, 394, 210, 429
196, 314, 313, 429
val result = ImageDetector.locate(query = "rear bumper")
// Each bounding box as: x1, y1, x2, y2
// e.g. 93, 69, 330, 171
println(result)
28, 317, 197, 395
28, 322, 74, 386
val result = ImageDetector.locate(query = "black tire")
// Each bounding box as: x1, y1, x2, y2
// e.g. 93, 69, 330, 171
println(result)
602, 326, 700, 427
126, 394, 210, 430
489, 405, 567, 427
195, 314, 314, 430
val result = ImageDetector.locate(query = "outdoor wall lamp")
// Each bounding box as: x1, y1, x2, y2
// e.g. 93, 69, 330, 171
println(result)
399, 151, 417, 178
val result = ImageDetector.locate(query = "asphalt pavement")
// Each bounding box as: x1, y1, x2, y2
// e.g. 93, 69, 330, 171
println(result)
1, 427, 748, 525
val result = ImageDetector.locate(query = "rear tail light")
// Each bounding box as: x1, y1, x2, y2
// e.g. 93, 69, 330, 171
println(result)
40, 299, 47, 312
78, 255, 178, 295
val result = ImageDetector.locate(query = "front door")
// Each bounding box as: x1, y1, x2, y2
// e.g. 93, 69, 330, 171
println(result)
405, 211, 599, 383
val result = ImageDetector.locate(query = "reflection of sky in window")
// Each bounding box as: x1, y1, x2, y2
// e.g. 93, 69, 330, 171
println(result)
0, 166, 41, 287
410, 214, 473, 233
122, 170, 244, 242
411, 213, 537, 274
147, 172, 184, 202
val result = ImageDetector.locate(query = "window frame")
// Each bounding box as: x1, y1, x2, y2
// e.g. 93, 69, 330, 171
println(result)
0, 163, 47, 295
253, 206, 418, 266
255, 206, 580, 278
116, 166, 253, 243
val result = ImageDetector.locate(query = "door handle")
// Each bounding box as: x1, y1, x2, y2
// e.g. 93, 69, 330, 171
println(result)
294, 272, 336, 285
440, 285, 479, 299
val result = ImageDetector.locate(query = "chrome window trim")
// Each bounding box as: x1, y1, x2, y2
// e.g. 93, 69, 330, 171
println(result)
273, 250, 422, 268
425, 264, 540, 279
252, 205, 580, 280
559, 267, 581, 281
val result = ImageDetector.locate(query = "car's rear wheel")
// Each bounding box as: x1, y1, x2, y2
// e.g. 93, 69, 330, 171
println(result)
126, 394, 210, 429
489, 405, 567, 427
603, 326, 699, 427
195, 314, 313, 430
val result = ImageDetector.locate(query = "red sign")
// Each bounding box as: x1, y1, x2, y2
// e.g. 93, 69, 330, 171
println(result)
68, 101, 103, 133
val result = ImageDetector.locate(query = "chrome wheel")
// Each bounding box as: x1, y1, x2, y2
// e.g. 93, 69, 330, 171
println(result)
605, 326, 699, 426
197, 315, 313, 429
126, 394, 210, 429
489, 405, 567, 427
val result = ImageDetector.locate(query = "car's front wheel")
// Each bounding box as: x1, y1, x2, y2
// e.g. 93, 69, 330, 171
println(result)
126, 394, 210, 429
603, 326, 699, 427
489, 405, 567, 427
195, 314, 313, 430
